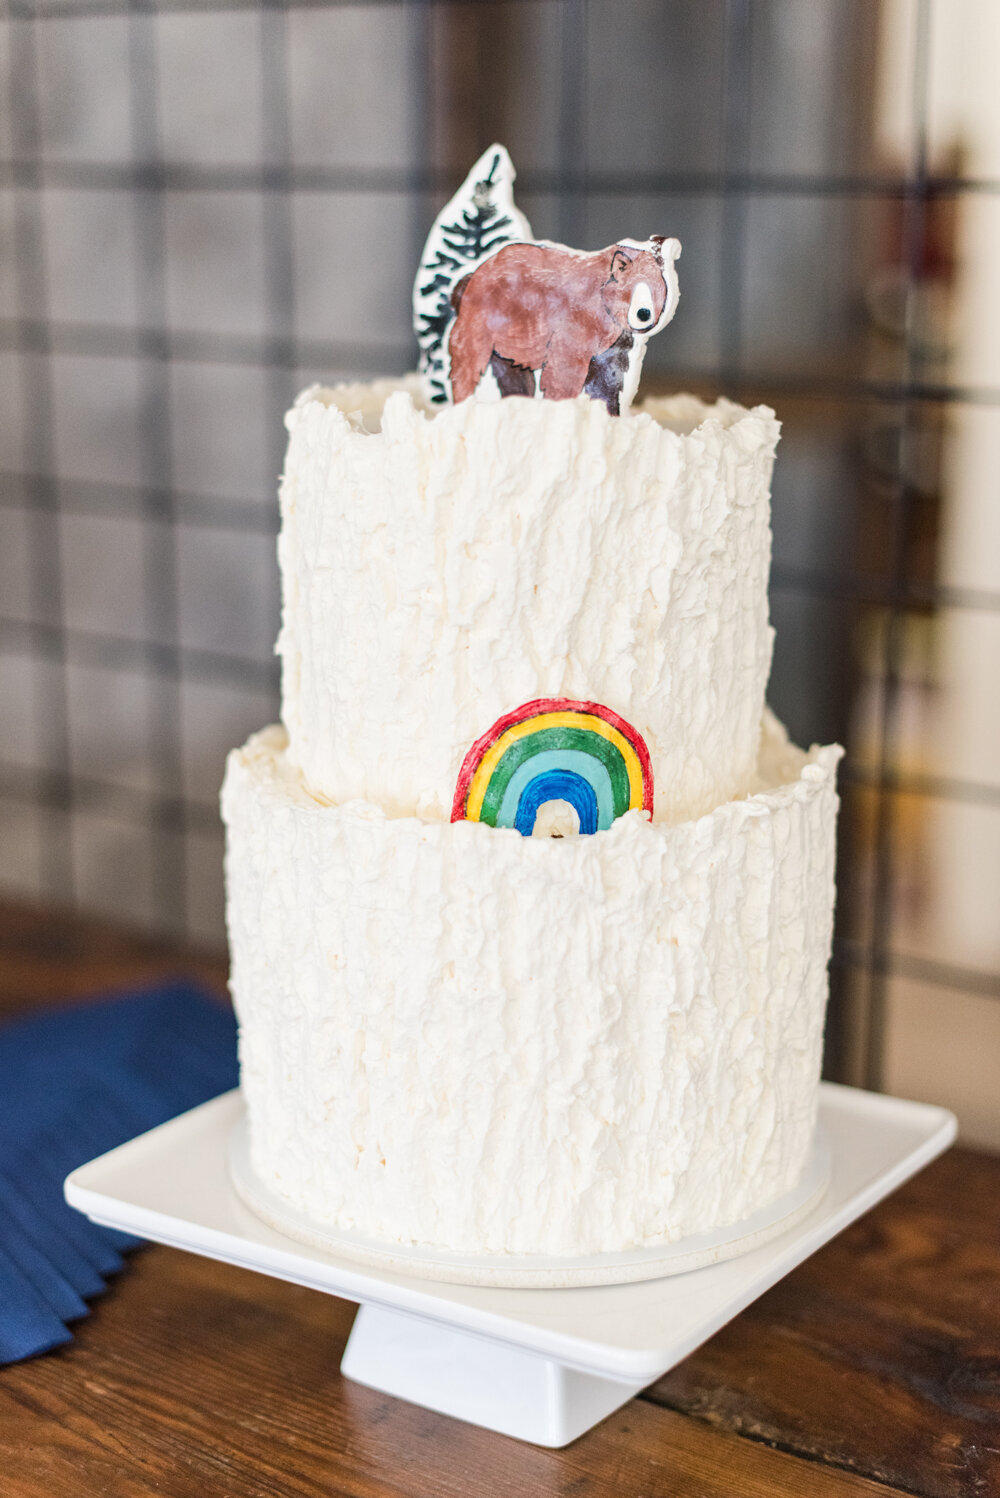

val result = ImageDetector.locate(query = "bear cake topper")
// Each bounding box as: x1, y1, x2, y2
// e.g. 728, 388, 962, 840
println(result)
414, 144, 680, 417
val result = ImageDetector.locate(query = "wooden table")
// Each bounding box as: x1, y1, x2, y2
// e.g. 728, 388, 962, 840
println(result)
1, 898, 998, 1498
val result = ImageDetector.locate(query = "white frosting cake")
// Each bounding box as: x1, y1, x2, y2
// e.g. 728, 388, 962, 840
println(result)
277, 379, 776, 825
225, 713, 838, 1256
224, 381, 841, 1260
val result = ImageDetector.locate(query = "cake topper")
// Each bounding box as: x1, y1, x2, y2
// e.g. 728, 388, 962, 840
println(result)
452, 698, 654, 837
414, 145, 680, 416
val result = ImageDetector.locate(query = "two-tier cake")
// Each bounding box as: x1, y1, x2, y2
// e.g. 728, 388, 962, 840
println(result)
222, 148, 840, 1264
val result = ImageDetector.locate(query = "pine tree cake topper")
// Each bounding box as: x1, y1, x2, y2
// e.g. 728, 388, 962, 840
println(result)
413, 144, 680, 417
414, 145, 533, 407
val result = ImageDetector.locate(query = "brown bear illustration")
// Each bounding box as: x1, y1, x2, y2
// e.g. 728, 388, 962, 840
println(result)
447, 237, 680, 415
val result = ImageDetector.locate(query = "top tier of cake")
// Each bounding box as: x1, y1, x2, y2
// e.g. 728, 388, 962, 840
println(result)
276, 376, 778, 824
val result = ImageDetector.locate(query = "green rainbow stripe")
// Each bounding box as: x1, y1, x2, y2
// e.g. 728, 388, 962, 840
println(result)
478, 726, 631, 827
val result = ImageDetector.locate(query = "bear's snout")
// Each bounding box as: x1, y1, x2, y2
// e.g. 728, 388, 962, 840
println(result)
628, 281, 657, 331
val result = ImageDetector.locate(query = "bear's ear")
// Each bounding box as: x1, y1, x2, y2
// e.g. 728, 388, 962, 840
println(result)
609, 247, 637, 281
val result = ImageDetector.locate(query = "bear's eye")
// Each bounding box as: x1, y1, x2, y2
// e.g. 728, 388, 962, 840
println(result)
637, 308, 652, 322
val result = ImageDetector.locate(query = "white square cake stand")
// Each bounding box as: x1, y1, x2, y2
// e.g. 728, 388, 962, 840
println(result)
65, 1083, 955, 1448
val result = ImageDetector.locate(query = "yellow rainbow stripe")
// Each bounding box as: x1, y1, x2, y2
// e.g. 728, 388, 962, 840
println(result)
465, 709, 645, 822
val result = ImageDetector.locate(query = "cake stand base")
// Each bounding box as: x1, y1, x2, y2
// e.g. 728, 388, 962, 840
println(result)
341, 1303, 643, 1446
65, 1083, 956, 1449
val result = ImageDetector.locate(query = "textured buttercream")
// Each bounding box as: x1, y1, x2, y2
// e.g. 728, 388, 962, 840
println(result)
223, 714, 841, 1258
276, 379, 778, 824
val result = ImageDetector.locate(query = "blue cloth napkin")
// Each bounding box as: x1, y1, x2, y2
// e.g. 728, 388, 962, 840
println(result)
0, 981, 238, 1364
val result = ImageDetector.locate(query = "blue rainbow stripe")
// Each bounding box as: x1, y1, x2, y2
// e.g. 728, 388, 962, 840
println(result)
512, 769, 599, 836
496, 749, 617, 832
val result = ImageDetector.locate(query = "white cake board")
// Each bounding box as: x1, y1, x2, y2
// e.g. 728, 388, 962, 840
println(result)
228, 1115, 834, 1288
65, 1083, 955, 1448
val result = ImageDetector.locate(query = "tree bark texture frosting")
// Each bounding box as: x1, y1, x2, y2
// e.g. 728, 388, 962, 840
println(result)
276, 380, 778, 826
224, 716, 840, 1256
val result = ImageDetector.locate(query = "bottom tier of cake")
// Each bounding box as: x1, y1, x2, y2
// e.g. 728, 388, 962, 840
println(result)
222, 714, 841, 1258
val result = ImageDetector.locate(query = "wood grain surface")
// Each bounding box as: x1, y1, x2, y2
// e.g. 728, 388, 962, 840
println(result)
1, 897, 998, 1498
0, 898, 228, 1013
651, 1148, 1000, 1498
1, 1246, 913, 1498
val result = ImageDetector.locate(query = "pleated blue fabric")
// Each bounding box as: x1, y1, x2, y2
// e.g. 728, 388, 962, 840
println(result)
0, 982, 238, 1364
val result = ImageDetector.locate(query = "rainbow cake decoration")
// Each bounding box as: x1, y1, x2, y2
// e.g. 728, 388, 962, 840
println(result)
451, 698, 654, 836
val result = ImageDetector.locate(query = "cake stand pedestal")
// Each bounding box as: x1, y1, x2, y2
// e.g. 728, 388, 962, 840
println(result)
65, 1084, 955, 1449
341, 1304, 644, 1446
